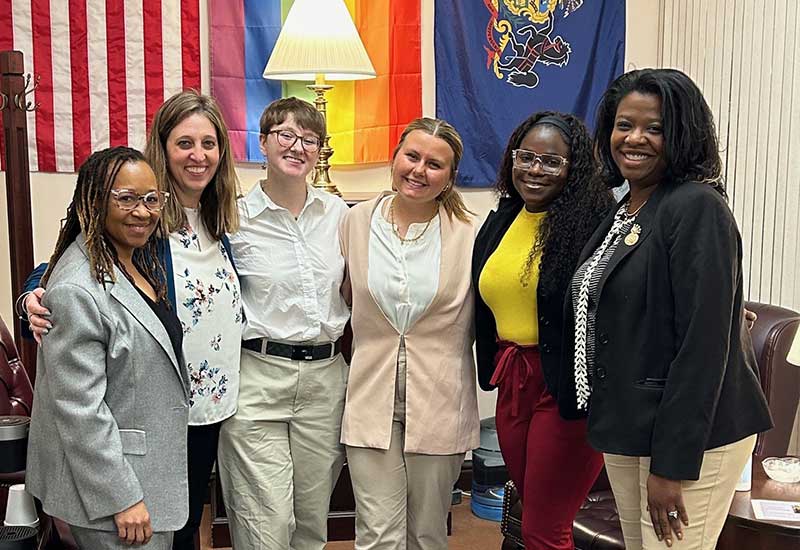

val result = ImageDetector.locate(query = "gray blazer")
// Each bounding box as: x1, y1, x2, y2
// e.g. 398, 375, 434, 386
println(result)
26, 236, 190, 532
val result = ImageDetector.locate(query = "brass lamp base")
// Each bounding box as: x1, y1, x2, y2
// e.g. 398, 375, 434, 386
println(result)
308, 76, 341, 196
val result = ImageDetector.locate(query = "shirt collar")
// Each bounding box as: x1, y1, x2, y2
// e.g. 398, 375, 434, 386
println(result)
240, 181, 327, 220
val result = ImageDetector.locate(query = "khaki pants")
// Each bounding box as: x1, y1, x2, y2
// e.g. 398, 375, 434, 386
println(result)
217, 349, 347, 550
346, 341, 464, 550
604, 434, 756, 550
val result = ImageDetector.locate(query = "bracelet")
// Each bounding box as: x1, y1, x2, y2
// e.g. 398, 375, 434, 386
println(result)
14, 291, 33, 322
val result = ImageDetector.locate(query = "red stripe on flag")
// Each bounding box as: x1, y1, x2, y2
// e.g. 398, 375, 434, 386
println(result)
143, 0, 164, 127
69, 0, 91, 168
181, 0, 200, 90
105, 0, 128, 147
388, 0, 422, 154
32, 0, 55, 171
0, 0, 12, 50
0, 0, 11, 169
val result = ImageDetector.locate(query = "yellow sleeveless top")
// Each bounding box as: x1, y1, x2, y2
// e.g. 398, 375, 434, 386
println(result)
478, 209, 546, 345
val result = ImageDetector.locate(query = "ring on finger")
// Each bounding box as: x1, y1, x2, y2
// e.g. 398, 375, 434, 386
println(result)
668, 510, 680, 520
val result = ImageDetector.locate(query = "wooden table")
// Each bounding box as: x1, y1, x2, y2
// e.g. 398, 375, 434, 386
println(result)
717, 455, 800, 549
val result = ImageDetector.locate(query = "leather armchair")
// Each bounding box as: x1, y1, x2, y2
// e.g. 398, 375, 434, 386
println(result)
500, 301, 800, 549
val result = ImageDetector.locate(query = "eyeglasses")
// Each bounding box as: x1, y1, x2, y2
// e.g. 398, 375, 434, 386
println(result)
267, 130, 322, 153
110, 189, 170, 212
512, 149, 568, 175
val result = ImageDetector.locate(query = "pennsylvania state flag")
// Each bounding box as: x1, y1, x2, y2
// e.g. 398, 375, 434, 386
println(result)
435, 0, 625, 187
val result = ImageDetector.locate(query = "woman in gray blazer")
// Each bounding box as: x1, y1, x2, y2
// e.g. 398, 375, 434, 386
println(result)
26, 147, 190, 549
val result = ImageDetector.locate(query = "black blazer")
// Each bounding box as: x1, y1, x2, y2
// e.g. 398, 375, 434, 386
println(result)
472, 198, 568, 398
558, 181, 773, 480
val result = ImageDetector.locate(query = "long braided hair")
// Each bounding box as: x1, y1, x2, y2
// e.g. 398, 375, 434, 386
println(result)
41, 146, 167, 300
494, 111, 613, 297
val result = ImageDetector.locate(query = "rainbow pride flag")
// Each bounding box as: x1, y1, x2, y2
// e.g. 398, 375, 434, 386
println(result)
209, 0, 421, 165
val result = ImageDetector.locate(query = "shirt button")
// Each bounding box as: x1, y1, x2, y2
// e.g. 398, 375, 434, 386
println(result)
599, 333, 609, 345
595, 366, 607, 379
541, 343, 551, 353
540, 315, 550, 326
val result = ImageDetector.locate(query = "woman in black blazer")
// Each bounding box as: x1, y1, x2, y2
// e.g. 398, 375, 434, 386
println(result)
472, 112, 612, 549
560, 69, 773, 550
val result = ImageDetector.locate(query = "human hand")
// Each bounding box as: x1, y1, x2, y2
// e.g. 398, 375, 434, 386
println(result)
113, 501, 152, 545
647, 473, 689, 547
744, 308, 757, 331
25, 288, 51, 345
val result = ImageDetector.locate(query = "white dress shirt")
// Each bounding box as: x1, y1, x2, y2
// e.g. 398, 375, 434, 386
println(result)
170, 207, 242, 425
230, 183, 350, 343
367, 196, 441, 334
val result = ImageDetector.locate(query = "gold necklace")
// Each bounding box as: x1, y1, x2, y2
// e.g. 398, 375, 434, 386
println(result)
389, 197, 437, 245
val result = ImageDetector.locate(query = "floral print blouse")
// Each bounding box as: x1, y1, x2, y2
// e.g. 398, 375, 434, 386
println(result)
170, 207, 242, 425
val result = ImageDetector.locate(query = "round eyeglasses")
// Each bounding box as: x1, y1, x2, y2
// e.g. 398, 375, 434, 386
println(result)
268, 130, 322, 153
512, 149, 568, 175
110, 189, 170, 212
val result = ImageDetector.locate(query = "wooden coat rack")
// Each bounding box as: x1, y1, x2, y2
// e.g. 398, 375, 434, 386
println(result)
1, 50, 38, 383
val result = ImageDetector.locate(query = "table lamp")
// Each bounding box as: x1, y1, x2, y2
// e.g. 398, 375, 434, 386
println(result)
263, 0, 376, 195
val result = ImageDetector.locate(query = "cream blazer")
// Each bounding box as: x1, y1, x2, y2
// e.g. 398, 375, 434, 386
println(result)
340, 193, 480, 454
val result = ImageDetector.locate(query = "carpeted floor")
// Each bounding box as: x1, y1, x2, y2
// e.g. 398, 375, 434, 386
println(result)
200, 496, 504, 549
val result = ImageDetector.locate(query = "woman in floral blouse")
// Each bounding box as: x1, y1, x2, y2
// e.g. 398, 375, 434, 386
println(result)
22, 91, 242, 550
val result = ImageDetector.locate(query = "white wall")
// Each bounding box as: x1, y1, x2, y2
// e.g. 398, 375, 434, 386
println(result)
0, 0, 661, 418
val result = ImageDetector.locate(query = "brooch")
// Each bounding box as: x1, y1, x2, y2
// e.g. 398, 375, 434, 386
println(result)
624, 224, 641, 246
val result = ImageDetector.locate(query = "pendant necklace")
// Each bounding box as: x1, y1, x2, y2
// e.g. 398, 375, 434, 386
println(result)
623, 199, 647, 246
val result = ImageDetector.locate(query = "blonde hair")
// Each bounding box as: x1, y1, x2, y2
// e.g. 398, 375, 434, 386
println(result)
393, 117, 474, 223
145, 90, 240, 240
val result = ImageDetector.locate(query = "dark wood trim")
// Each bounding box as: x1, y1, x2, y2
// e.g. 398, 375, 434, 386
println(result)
1, 50, 36, 383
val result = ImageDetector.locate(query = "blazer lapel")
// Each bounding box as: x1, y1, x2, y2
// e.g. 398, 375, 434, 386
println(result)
596, 184, 669, 295
74, 243, 187, 397
109, 277, 187, 392
411, 202, 461, 329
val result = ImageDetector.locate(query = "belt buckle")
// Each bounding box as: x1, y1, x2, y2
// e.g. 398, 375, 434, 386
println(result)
293, 345, 314, 361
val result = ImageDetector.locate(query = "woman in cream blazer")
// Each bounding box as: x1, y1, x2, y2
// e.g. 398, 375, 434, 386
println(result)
340, 118, 479, 550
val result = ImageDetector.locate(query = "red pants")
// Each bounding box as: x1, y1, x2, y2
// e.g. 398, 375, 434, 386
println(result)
493, 342, 604, 550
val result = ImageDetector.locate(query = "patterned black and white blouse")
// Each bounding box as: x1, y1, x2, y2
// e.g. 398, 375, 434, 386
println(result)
571, 204, 638, 410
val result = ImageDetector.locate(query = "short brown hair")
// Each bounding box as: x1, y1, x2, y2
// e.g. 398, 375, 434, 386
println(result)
259, 97, 326, 140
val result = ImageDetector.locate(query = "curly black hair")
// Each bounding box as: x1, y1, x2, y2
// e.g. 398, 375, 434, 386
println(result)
594, 68, 726, 196
495, 111, 613, 297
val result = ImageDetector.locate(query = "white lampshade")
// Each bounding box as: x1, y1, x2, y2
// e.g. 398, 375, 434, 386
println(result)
263, 0, 376, 81
788, 327, 800, 366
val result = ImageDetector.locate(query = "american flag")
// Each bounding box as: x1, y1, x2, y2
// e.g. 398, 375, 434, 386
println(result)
0, 0, 201, 173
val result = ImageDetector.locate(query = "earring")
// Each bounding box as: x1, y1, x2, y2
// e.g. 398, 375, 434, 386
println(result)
437, 182, 452, 201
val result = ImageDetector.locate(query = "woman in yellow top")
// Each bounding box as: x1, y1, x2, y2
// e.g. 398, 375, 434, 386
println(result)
472, 112, 613, 549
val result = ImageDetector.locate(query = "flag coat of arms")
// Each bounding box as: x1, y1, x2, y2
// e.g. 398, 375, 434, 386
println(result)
435, 0, 625, 187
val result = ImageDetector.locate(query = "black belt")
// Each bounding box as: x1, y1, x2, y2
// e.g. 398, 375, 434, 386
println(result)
242, 338, 341, 361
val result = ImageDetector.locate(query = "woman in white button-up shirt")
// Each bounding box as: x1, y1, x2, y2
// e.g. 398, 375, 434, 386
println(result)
219, 98, 351, 550
340, 118, 481, 550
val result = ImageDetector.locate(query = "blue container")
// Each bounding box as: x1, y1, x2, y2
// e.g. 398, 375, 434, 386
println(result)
470, 417, 507, 522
